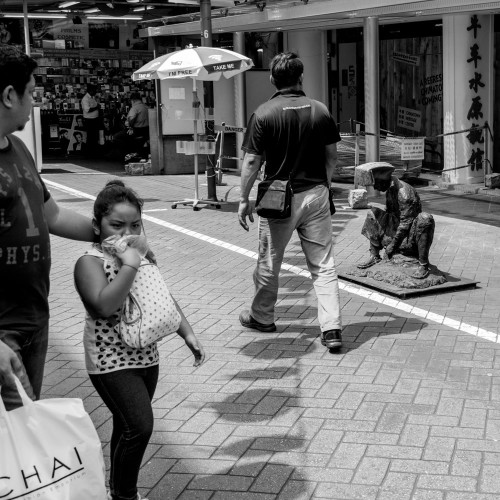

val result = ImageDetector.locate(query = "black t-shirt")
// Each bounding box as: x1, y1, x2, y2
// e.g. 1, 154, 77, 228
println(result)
242, 90, 341, 193
0, 135, 51, 333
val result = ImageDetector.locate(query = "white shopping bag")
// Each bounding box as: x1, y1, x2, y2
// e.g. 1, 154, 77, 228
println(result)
0, 377, 107, 500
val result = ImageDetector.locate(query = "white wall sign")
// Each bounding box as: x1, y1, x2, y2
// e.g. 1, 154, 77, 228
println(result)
397, 106, 422, 131
401, 138, 425, 160
168, 87, 185, 100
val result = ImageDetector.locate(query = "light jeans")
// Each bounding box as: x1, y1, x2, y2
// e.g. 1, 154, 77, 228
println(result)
250, 184, 342, 332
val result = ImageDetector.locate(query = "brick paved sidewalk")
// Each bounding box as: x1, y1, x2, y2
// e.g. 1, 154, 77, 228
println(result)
42, 164, 500, 500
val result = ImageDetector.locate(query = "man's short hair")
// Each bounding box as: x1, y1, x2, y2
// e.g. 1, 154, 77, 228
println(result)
130, 92, 141, 101
0, 45, 38, 97
270, 52, 303, 89
73, 131, 83, 139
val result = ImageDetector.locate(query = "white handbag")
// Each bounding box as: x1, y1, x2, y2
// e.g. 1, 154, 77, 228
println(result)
119, 262, 182, 348
0, 377, 107, 500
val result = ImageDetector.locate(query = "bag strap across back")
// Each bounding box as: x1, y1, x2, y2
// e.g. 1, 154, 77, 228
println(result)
267, 99, 316, 183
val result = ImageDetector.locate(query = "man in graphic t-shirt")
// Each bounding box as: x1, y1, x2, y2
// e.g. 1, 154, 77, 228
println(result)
0, 45, 95, 410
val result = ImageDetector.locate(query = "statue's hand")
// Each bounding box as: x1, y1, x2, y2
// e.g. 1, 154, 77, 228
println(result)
385, 243, 395, 260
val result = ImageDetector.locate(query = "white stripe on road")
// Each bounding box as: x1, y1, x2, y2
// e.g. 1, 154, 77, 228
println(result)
44, 179, 499, 344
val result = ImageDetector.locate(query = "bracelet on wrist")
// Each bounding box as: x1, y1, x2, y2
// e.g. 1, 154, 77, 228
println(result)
122, 263, 139, 271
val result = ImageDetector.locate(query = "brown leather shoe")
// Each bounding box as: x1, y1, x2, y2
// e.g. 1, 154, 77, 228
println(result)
320, 329, 342, 349
357, 254, 382, 269
239, 310, 276, 332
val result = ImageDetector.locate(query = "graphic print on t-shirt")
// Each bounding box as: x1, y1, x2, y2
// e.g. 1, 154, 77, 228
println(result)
0, 136, 51, 331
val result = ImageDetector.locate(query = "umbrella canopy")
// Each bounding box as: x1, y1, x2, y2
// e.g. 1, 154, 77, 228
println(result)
132, 46, 254, 82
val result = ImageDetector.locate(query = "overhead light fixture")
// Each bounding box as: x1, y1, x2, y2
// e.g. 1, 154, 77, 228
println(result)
86, 15, 142, 20
83, 7, 100, 13
58, 1, 80, 7
3, 13, 68, 18
126, 0, 141, 2
133, 6, 154, 11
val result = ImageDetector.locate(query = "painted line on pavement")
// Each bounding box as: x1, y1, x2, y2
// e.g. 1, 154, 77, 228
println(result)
44, 178, 499, 344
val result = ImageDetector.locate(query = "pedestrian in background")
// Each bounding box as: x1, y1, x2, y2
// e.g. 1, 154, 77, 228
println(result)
81, 83, 100, 157
74, 179, 205, 500
126, 92, 149, 142
113, 92, 150, 158
238, 52, 343, 350
0, 45, 95, 410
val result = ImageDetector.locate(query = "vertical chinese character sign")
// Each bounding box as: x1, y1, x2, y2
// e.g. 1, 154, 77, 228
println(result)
442, 14, 493, 184
465, 15, 486, 172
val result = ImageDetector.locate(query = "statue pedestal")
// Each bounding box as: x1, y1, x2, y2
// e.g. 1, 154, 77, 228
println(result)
340, 255, 478, 299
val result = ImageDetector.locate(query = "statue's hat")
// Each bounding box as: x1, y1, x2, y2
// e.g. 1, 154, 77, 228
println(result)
354, 162, 395, 186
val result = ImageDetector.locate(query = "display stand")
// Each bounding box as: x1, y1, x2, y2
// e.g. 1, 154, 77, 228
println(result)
171, 79, 221, 211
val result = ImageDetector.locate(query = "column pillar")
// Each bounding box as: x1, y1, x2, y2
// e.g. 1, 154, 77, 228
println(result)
364, 16, 380, 163
286, 31, 327, 103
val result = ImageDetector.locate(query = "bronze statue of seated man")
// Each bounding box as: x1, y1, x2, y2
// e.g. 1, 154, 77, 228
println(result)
357, 164, 435, 279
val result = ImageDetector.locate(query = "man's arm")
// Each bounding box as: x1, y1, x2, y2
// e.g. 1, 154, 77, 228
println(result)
238, 152, 262, 231
385, 187, 416, 258
325, 143, 338, 187
126, 108, 137, 128
44, 196, 95, 241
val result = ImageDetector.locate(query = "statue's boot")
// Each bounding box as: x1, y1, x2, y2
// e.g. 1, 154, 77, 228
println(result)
412, 264, 430, 279
357, 254, 382, 269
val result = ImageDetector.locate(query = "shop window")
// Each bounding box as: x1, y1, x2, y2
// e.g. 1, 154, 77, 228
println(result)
245, 32, 283, 69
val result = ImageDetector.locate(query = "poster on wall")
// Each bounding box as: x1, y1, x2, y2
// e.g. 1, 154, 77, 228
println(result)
57, 115, 87, 155
0, 19, 24, 45
89, 23, 119, 49
30, 19, 54, 47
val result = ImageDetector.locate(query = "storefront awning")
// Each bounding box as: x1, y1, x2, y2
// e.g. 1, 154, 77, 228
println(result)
139, 0, 500, 37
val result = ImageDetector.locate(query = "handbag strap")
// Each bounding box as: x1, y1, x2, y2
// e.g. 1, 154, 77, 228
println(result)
264, 99, 316, 183
288, 99, 316, 182
0, 376, 33, 414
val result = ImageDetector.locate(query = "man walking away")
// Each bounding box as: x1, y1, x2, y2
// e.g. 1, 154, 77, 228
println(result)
237, 52, 343, 351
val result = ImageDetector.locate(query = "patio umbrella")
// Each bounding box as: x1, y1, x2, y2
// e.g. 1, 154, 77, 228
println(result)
133, 46, 254, 210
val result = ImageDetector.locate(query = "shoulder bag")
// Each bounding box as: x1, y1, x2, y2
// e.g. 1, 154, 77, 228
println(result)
119, 263, 182, 348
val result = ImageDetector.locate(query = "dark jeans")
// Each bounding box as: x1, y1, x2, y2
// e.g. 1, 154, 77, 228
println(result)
0, 325, 49, 411
84, 117, 100, 156
90, 365, 159, 500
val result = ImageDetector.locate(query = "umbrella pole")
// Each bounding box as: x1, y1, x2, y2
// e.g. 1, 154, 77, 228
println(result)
193, 79, 199, 203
